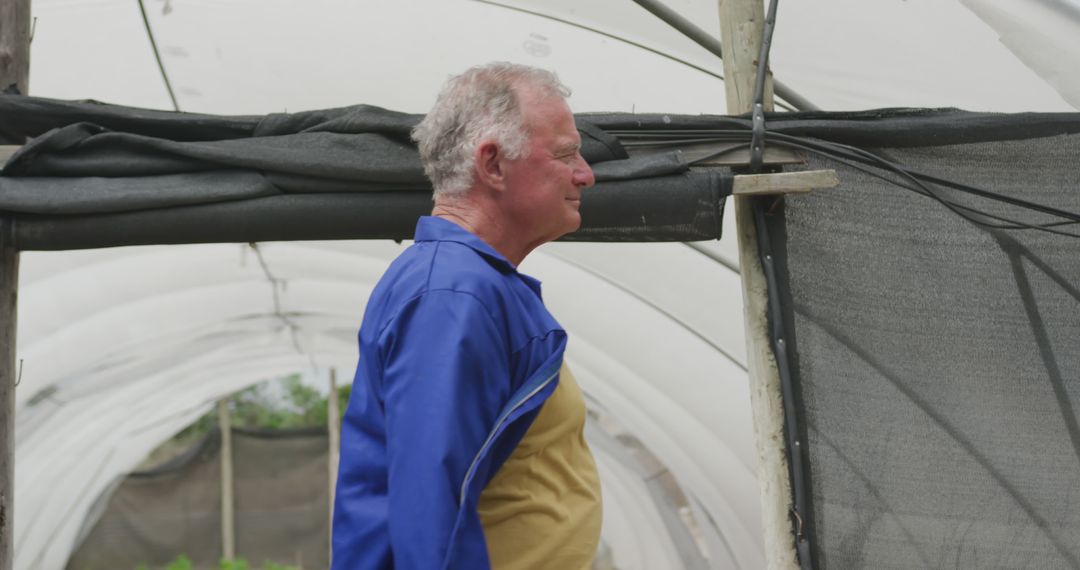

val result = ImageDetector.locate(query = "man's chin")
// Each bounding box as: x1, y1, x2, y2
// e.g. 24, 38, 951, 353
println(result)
564, 214, 582, 235
546, 215, 582, 243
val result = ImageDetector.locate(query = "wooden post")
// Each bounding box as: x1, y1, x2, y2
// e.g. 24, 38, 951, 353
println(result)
0, 0, 29, 567
218, 399, 236, 561
0, 223, 17, 570
718, 0, 799, 568
327, 368, 341, 561
0, 0, 31, 96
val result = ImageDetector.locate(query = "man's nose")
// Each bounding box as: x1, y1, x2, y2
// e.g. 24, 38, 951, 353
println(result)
574, 160, 596, 188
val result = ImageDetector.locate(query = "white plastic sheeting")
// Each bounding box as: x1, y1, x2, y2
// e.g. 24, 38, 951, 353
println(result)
28, 0, 1078, 115
15, 236, 755, 570
12, 0, 1080, 569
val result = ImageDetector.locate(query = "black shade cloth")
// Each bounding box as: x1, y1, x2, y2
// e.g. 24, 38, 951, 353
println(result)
0, 95, 718, 249
67, 428, 332, 570
7, 96, 1080, 148
14, 171, 725, 250
3, 95, 1080, 252
583, 107, 1080, 147
768, 131, 1080, 568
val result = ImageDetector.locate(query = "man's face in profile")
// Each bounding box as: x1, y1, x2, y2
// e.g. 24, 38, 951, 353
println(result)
498, 87, 595, 245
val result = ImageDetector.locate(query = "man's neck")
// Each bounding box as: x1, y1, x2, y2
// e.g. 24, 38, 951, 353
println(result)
432, 196, 534, 267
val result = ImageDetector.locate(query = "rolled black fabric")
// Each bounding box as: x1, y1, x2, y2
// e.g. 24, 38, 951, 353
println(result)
582, 107, 1080, 147
13, 171, 727, 250
0, 94, 713, 248
3, 94, 1080, 252
0, 95, 260, 143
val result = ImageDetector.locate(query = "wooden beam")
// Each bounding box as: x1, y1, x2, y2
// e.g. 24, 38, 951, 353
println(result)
0, 0, 30, 96
218, 399, 236, 561
0, 0, 28, 566
718, 0, 800, 569
733, 169, 839, 196
719, 0, 772, 115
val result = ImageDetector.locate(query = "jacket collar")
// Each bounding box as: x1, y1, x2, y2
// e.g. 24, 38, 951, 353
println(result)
414, 216, 517, 273
414, 216, 545, 300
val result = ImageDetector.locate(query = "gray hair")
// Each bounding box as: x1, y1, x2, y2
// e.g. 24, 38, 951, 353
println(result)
412, 62, 570, 197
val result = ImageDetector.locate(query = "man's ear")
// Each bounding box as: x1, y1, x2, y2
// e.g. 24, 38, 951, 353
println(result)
473, 140, 507, 191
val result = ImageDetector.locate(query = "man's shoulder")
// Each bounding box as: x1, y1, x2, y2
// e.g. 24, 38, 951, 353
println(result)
368, 240, 512, 319
425, 241, 514, 298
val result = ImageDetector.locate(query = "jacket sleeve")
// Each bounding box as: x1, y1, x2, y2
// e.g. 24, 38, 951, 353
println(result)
379, 289, 511, 570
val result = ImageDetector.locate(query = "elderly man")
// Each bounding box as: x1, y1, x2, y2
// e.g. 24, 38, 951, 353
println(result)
332, 63, 601, 570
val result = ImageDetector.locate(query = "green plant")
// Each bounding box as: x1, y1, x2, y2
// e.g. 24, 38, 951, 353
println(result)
134, 554, 300, 570
165, 555, 193, 570
219, 558, 249, 570
261, 563, 299, 570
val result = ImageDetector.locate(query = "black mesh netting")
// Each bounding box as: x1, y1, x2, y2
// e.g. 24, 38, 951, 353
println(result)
66, 428, 331, 570
771, 133, 1080, 568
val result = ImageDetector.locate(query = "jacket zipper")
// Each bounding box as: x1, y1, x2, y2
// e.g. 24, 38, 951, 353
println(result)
458, 368, 561, 505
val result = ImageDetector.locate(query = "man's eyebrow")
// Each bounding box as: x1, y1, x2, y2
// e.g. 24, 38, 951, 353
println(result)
555, 143, 581, 154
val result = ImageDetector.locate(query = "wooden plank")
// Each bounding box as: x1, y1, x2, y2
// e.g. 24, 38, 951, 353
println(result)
718, 0, 800, 568
733, 169, 839, 196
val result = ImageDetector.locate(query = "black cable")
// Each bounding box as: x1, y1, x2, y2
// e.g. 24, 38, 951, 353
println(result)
614, 127, 1080, 237
749, 0, 780, 172
136, 0, 180, 112
648, 131, 1080, 221
752, 198, 814, 568
769, 133, 1080, 220
764, 133, 1080, 226
767, 139, 1080, 238
781, 148, 1079, 232
745, 0, 812, 566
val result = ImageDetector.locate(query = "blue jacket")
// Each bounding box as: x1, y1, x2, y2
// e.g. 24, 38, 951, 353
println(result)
332, 217, 566, 570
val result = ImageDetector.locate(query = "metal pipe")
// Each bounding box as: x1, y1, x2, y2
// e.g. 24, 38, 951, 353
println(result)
630, 0, 820, 111
632, 0, 726, 59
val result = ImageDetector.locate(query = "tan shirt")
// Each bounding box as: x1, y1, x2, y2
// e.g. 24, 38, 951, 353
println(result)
477, 363, 603, 570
